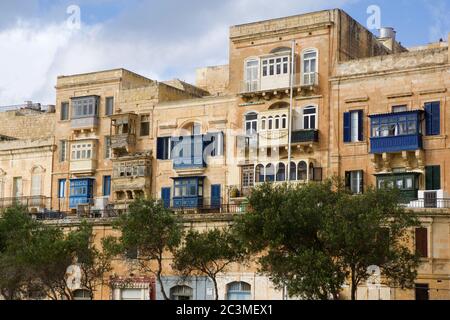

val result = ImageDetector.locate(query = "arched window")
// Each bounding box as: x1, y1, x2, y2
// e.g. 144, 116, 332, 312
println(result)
266, 164, 275, 182
245, 112, 258, 135
226, 282, 251, 300
261, 117, 266, 131
73, 289, 92, 300
255, 164, 265, 183
303, 106, 317, 130
276, 163, 286, 182
170, 285, 193, 300
282, 115, 287, 129
309, 162, 315, 181
298, 161, 307, 181
289, 162, 297, 181
302, 49, 318, 86
275, 116, 280, 130
268, 117, 273, 130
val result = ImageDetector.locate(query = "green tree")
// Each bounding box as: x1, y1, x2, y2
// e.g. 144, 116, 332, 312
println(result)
323, 186, 420, 300
112, 198, 183, 300
173, 228, 247, 300
234, 180, 420, 300
0, 206, 39, 300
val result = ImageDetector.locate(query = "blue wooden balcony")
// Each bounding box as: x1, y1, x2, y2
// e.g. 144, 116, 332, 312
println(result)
369, 110, 423, 154
173, 156, 206, 170
370, 134, 423, 154
173, 196, 203, 209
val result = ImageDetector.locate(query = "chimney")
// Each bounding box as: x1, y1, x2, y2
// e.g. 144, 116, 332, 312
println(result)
378, 27, 397, 52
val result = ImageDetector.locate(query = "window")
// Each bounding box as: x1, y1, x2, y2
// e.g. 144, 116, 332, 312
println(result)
344, 110, 363, 143
282, 115, 287, 129
303, 106, 317, 130
205, 132, 224, 157
245, 113, 258, 135
392, 105, 407, 113
103, 176, 111, 197
157, 137, 172, 160
370, 113, 419, 138
61, 102, 69, 120
13, 177, 22, 198
255, 164, 265, 183
302, 49, 318, 85
73, 289, 92, 301
71, 96, 99, 119
59, 140, 68, 162
268, 117, 273, 130
262, 56, 289, 77
105, 97, 114, 116
276, 163, 286, 181
275, 116, 280, 130
261, 117, 266, 130
174, 178, 203, 198
289, 162, 297, 181
245, 59, 259, 91
415, 228, 428, 258
345, 171, 364, 194
140, 115, 150, 136
242, 165, 254, 188
71, 142, 94, 160
425, 101, 440, 136
425, 166, 441, 190
265, 164, 275, 182
120, 289, 144, 301
297, 161, 307, 181
58, 179, 66, 199
104, 136, 111, 159
415, 284, 429, 301
226, 282, 251, 300
170, 286, 193, 301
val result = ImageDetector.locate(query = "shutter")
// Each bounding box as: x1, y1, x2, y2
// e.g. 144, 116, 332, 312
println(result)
425, 102, 440, 136
432, 102, 440, 135
425, 166, 433, 190
358, 110, 364, 141
433, 166, 441, 190
343, 112, 351, 143
359, 170, 364, 194
156, 138, 164, 160
415, 228, 428, 258
345, 172, 351, 189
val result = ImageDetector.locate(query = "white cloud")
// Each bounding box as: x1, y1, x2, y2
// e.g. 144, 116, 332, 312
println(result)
425, 0, 450, 42
0, 0, 356, 106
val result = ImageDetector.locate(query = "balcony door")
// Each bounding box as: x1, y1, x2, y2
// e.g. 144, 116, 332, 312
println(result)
245, 60, 259, 92
13, 177, 22, 199
211, 185, 221, 209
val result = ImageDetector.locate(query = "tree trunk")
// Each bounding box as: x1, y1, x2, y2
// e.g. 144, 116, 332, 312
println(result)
351, 268, 357, 301
157, 258, 169, 300
212, 277, 219, 301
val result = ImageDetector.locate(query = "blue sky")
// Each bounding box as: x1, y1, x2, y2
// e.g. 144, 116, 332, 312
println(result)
0, 0, 448, 106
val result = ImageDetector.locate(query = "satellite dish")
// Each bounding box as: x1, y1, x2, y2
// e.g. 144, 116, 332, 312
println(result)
66, 264, 82, 291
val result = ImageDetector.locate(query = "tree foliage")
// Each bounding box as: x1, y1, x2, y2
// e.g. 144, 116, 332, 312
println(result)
0, 206, 114, 300
233, 180, 420, 300
173, 228, 246, 300
112, 198, 183, 300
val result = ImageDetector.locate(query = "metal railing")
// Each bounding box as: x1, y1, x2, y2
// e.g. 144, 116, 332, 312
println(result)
407, 198, 450, 209
163, 197, 247, 214
240, 72, 319, 94
0, 196, 51, 209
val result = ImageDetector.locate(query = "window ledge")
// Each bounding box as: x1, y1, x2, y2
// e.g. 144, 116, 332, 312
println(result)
344, 141, 367, 146
423, 135, 447, 140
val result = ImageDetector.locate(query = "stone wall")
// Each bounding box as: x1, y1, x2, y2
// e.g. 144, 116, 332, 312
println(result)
0, 109, 55, 139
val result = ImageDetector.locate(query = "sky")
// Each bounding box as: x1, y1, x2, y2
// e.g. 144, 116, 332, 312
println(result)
0, 0, 448, 106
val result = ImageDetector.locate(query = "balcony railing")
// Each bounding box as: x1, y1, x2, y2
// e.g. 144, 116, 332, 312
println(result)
291, 129, 319, 144
70, 159, 98, 174
0, 196, 51, 210
407, 198, 450, 209
240, 72, 319, 94
370, 134, 422, 154
164, 197, 247, 214
111, 134, 136, 150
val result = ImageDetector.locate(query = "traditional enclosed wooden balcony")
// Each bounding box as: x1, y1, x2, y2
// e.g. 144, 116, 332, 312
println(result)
70, 96, 100, 133
110, 113, 138, 157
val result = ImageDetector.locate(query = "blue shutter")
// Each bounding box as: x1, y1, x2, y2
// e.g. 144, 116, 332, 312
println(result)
103, 176, 111, 197
161, 188, 171, 208
432, 102, 440, 135
211, 185, 221, 209
357, 110, 364, 142
425, 102, 440, 136
343, 112, 351, 143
